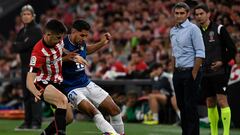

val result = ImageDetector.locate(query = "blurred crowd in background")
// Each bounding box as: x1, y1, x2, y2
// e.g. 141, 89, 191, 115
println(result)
0, 0, 240, 123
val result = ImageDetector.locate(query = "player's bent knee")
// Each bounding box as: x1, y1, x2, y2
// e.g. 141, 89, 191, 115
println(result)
56, 95, 68, 108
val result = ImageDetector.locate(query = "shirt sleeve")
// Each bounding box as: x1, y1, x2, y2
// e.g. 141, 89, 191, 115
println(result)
12, 27, 42, 53
219, 26, 236, 63
191, 26, 205, 58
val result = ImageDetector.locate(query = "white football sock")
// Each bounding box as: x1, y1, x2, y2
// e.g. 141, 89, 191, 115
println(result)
152, 113, 159, 121
110, 114, 125, 134
93, 113, 117, 134
176, 111, 181, 120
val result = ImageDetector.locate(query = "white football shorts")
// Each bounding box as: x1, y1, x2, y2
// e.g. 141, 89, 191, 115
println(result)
67, 81, 109, 108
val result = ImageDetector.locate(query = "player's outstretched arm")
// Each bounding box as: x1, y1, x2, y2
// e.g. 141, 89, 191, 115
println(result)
73, 55, 89, 66
86, 32, 111, 55
26, 72, 42, 102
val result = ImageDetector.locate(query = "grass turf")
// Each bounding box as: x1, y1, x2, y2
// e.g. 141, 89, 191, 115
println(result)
0, 119, 239, 135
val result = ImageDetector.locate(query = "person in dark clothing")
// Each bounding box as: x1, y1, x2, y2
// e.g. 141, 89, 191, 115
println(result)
12, 4, 42, 130
143, 63, 180, 125
194, 3, 236, 135
170, 2, 205, 135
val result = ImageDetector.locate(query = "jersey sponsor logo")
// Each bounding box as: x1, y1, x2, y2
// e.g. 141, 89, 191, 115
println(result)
30, 56, 37, 66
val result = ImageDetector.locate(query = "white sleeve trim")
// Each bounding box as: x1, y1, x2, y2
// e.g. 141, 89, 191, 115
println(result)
218, 24, 223, 35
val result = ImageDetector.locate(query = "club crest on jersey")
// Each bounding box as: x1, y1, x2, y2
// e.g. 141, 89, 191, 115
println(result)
30, 56, 36, 66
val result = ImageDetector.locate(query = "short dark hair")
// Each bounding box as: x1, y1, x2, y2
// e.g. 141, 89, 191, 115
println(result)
173, 2, 190, 12
193, 3, 209, 15
151, 63, 163, 71
45, 19, 67, 34
72, 20, 91, 31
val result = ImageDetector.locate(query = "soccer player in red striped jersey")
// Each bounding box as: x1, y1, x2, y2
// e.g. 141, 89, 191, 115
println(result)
41, 20, 125, 135
26, 19, 69, 135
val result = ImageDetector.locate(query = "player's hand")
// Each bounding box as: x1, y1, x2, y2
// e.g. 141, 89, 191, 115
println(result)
100, 32, 111, 45
150, 70, 157, 78
192, 70, 198, 80
64, 52, 78, 61
33, 89, 43, 102
211, 61, 223, 71
74, 55, 89, 66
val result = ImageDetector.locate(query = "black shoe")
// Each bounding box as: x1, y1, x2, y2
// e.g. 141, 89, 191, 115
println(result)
14, 123, 31, 131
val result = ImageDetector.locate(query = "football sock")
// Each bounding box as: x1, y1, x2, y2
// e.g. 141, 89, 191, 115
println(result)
110, 114, 125, 134
54, 108, 66, 135
176, 110, 181, 120
41, 121, 55, 135
221, 107, 231, 135
93, 113, 117, 134
152, 113, 158, 121
208, 106, 219, 135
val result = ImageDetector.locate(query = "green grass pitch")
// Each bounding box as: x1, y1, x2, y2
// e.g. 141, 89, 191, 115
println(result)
0, 119, 239, 135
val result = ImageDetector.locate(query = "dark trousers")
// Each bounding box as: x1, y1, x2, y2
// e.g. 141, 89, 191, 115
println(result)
21, 68, 42, 126
173, 69, 202, 135
228, 81, 240, 128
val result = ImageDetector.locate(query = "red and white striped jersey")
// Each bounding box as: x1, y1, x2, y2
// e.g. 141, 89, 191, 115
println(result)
29, 39, 63, 84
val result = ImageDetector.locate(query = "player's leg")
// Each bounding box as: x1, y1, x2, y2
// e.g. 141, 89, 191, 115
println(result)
202, 76, 219, 135
42, 84, 68, 135
68, 88, 118, 134
41, 103, 73, 135
217, 94, 231, 135
148, 93, 167, 123
79, 99, 118, 134
171, 95, 181, 120
207, 97, 218, 135
215, 74, 231, 135
66, 103, 74, 124
99, 96, 124, 135
84, 82, 124, 135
